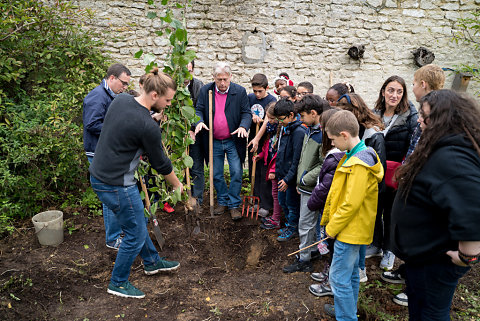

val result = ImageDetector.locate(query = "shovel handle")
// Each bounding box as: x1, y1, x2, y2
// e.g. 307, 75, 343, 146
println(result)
185, 145, 192, 196
250, 122, 260, 196
208, 90, 214, 208
287, 237, 330, 257
139, 175, 150, 210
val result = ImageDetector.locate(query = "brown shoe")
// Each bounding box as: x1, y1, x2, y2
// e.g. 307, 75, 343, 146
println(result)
230, 208, 242, 221
213, 205, 227, 215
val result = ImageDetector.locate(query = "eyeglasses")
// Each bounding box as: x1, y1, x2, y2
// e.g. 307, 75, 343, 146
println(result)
277, 116, 287, 122
296, 92, 312, 97
116, 77, 129, 87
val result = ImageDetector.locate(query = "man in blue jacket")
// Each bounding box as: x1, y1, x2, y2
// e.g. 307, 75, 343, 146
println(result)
83, 63, 131, 250
194, 62, 252, 220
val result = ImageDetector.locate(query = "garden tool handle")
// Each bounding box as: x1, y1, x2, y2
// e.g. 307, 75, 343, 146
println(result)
287, 237, 329, 257
139, 175, 151, 211
208, 90, 214, 208
250, 122, 260, 196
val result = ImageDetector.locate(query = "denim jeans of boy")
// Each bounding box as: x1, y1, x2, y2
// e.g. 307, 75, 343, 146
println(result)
405, 260, 470, 321
88, 156, 122, 244
212, 138, 242, 209
330, 240, 361, 321
90, 175, 160, 286
189, 139, 204, 204
278, 184, 300, 230
298, 192, 318, 261
358, 245, 366, 270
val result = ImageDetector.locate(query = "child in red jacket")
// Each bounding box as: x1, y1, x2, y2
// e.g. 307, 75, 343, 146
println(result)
253, 102, 282, 229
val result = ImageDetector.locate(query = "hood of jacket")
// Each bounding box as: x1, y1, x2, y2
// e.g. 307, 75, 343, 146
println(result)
339, 147, 383, 183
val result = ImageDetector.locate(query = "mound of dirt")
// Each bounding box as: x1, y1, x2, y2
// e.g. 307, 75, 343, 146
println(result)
0, 204, 477, 320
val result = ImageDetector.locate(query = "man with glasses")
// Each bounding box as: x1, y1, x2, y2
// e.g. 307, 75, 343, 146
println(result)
83, 63, 131, 250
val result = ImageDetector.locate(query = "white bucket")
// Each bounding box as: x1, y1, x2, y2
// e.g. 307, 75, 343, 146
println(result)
32, 210, 64, 246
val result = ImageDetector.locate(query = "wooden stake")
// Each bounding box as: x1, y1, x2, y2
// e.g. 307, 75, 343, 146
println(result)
208, 90, 214, 217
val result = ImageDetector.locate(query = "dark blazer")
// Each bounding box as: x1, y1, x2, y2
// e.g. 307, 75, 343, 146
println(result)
195, 82, 252, 163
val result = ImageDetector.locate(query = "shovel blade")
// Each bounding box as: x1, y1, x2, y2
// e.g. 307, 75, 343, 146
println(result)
151, 216, 165, 250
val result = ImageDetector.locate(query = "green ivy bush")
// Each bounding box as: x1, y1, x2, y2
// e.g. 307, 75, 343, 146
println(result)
0, 0, 110, 233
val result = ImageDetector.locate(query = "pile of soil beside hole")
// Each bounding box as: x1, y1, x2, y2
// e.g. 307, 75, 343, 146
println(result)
0, 203, 478, 320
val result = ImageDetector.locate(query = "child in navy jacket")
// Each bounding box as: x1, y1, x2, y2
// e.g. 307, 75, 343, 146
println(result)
273, 99, 306, 242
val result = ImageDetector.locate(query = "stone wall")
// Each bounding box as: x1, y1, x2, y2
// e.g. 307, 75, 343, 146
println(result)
74, 0, 480, 106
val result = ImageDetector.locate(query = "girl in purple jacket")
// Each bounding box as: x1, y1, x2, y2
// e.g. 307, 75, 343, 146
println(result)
307, 109, 345, 298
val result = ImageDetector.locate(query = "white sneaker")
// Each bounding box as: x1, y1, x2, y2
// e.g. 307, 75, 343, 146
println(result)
380, 250, 396, 271
359, 268, 368, 283
258, 208, 269, 217
365, 244, 383, 258
393, 292, 408, 306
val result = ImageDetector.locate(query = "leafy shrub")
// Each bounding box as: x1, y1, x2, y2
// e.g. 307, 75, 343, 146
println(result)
0, 0, 110, 231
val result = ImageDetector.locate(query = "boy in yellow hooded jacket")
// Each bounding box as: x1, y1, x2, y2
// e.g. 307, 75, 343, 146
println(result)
321, 110, 384, 319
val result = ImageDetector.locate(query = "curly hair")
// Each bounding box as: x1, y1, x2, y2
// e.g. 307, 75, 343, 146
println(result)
396, 89, 480, 198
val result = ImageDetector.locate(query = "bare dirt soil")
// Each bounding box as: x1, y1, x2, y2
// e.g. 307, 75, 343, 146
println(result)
0, 203, 478, 320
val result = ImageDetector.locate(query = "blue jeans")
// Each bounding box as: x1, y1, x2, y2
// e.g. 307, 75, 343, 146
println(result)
278, 185, 300, 230
405, 260, 470, 321
88, 156, 122, 243
190, 139, 204, 204
330, 240, 361, 321
212, 138, 242, 209
90, 175, 160, 286
358, 245, 366, 270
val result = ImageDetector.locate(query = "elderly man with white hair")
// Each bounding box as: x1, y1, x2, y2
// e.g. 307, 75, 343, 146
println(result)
195, 62, 252, 220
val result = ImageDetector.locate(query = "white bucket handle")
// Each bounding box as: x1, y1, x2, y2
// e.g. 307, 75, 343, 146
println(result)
34, 221, 49, 234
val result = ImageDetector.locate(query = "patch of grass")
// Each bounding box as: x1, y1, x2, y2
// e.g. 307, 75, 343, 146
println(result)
454, 284, 480, 320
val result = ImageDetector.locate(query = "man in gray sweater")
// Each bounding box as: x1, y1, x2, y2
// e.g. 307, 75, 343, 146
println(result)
90, 68, 183, 299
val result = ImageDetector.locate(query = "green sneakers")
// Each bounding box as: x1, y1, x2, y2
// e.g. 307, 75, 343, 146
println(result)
107, 281, 145, 298
144, 258, 180, 275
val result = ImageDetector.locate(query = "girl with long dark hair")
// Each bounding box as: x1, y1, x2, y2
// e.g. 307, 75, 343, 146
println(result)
391, 89, 480, 320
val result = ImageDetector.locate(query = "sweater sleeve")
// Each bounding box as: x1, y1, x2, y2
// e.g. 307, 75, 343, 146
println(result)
141, 121, 173, 176
431, 173, 480, 241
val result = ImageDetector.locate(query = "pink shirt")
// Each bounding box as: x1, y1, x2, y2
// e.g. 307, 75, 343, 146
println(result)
213, 90, 230, 140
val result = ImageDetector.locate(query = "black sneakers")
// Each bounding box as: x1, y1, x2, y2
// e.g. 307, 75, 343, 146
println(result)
282, 257, 313, 273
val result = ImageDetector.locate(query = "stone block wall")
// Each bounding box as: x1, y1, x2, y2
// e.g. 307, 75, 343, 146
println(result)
74, 0, 480, 106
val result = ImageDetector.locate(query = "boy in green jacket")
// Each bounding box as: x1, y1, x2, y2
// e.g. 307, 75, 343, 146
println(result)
321, 110, 384, 319
283, 95, 329, 273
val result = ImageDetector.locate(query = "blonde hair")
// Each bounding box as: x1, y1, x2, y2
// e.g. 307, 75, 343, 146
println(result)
143, 67, 177, 96
414, 64, 445, 91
